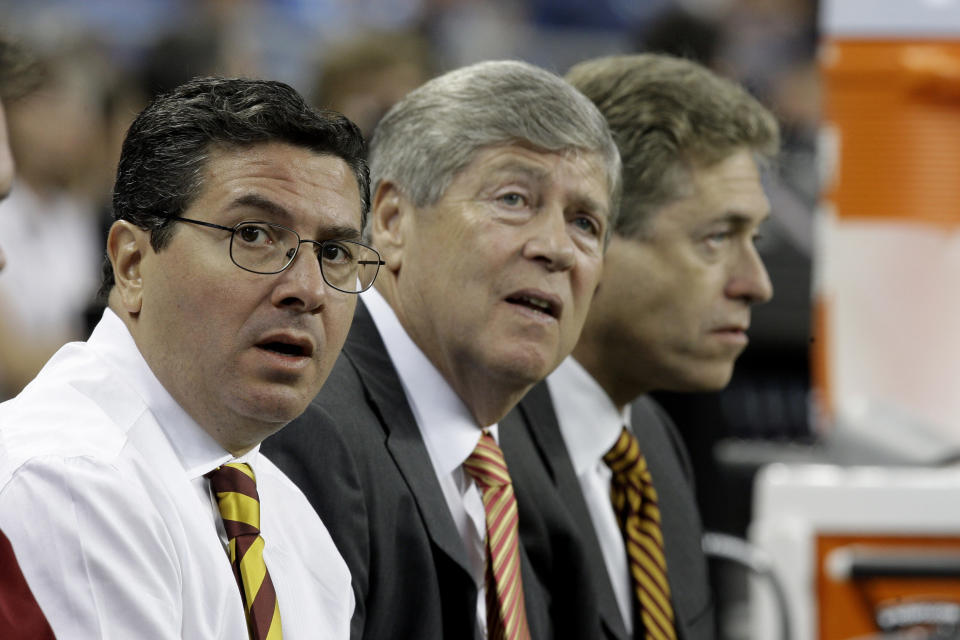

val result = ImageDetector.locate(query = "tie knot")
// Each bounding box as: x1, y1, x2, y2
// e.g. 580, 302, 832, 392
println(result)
207, 462, 262, 536
463, 431, 511, 490
603, 427, 648, 477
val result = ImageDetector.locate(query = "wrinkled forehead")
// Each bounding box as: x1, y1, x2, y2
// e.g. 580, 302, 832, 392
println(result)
455, 143, 612, 203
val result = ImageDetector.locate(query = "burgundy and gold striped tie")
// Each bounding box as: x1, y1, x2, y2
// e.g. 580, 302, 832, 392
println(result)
207, 462, 282, 640
603, 428, 677, 640
463, 431, 532, 640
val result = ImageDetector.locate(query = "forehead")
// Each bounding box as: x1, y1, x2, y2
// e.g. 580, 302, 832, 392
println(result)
197, 142, 363, 230
657, 149, 769, 229
446, 144, 610, 208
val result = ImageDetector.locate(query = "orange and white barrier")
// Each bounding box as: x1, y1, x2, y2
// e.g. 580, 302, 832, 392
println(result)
814, 0, 960, 458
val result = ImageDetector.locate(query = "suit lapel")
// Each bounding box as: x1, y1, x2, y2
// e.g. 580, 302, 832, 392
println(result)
516, 383, 630, 640
343, 301, 473, 577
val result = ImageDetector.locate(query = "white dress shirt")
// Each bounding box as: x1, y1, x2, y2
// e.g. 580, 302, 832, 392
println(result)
546, 356, 634, 634
363, 287, 495, 640
0, 309, 353, 639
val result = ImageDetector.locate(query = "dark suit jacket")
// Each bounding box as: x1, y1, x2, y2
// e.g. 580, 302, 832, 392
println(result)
263, 301, 603, 640
502, 381, 716, 640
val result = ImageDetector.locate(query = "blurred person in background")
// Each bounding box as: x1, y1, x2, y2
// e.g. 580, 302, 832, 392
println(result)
0, 42, 108, 399
309, 30, 434, 140
503, 53, 779, 640
0, 33, 56, 638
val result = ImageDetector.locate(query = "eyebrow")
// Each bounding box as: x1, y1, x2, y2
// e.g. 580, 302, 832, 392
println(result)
714, 211, 771, 229
487, 162, 609, 218
230, 193, 295, 222
485, 161, 550, 184
229, 193, 362, 241
570, 194, 608, 220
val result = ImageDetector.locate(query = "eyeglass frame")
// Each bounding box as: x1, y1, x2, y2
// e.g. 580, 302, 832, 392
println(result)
169, 215, 385, 294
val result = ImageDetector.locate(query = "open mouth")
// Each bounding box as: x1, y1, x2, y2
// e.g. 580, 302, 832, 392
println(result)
505, 294, 559, 319
258, 342, 306, 357
255, 334, 314, 358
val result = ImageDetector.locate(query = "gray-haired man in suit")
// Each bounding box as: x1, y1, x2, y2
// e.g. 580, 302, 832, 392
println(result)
264, 59, 622, 640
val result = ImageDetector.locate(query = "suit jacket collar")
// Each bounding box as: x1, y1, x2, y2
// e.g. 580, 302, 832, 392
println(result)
515, 382, 631, 640
342, 300, 473, 576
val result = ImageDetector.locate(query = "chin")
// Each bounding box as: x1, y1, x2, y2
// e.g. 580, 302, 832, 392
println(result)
683, 368, 735, 392
654, 357, 734, 393
490, 348, 558, 389
235, 385, 313, 424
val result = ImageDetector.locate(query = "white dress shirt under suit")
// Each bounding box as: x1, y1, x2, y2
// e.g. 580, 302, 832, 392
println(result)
546, 355, 635, 635
363, 287, 497, 640
0, 309, 353, 639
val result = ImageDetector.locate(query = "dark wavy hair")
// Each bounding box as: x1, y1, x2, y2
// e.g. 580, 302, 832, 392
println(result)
101, 76, 370, 293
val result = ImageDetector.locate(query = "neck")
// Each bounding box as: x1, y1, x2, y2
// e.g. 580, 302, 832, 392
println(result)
377, 279, 530, 428
452, 377, 532, 428
572, 337, 648, 413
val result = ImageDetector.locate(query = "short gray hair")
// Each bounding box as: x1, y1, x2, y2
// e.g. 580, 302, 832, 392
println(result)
566, 54, 780, 238
368, 60, 621, 230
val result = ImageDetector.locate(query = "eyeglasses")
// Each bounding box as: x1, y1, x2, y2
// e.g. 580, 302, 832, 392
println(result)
171, 216, 384, 294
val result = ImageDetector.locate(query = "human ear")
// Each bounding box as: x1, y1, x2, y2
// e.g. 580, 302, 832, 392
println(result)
370, 181, 410, 272
107, 220, 149, 314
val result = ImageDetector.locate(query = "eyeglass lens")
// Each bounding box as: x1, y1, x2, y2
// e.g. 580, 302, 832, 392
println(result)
229, 222, 379, 293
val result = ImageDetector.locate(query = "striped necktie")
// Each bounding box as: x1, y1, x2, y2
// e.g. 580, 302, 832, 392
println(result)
207, 462, 283, 640
463, 431, 532, 640
603, 427, 677, 640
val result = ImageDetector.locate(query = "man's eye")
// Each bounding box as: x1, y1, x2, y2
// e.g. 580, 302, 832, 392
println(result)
236, 224, 271, 245
497, 193, 527, 208
571, 215, 600, 237
320, 242, 353, 265
705, 231, 732, 247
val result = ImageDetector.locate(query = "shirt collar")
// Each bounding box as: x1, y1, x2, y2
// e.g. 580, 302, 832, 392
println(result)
361, 288, 496, 478
546, 356, 630, 475
88, 308, 243, 479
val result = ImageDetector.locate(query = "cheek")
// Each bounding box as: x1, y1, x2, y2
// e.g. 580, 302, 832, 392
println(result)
165, 277, 253, 349
327, 299, 357, 344
578, 254, 605, 294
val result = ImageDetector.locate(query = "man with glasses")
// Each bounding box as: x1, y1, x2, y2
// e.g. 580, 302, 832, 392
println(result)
265, 60, 621, 640
0, 76, 378, 639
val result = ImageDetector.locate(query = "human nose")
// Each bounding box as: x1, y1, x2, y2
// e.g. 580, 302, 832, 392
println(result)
270, 243, 329, 312
521, 207, 576, 272
726, 244, 773, 305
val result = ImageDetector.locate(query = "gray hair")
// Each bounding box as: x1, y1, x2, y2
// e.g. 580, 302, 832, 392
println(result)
368, 60, 621, 231
566, 54, 780, 238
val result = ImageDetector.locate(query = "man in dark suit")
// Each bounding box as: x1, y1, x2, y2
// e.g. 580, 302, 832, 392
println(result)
503, 54, 781, 640
263, 60, 622, 640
